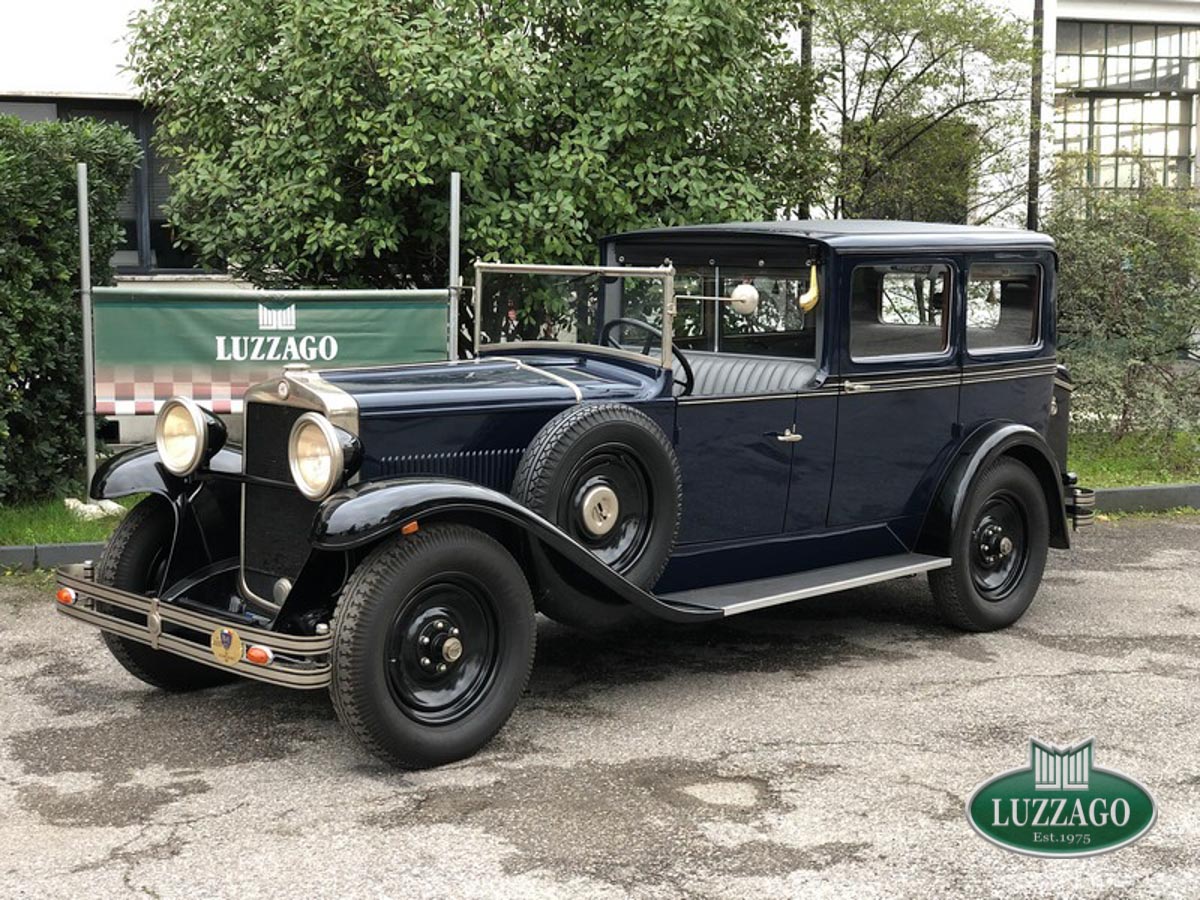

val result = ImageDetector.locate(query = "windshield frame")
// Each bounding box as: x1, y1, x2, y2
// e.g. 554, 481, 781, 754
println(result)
472, 262, 676, 369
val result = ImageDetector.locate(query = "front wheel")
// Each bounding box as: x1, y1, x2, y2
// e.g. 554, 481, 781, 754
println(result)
96, 497, 237, 691
928, 457, 1050, 632
330, 524, 536, 768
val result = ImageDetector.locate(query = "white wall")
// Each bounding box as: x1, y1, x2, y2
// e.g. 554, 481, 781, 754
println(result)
0, 0, 152, 98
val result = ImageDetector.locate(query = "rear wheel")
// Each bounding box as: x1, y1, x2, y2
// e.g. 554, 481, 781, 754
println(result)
96, 497, 237, 691
511, 403, 681, 630
929, 457, 1050, 631
330, 524, 536, 768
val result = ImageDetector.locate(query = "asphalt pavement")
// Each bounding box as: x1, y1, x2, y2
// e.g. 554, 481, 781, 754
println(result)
1, 514, 1199, 899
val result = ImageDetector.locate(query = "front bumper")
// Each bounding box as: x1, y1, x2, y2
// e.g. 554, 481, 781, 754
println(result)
54, 564, 332, 689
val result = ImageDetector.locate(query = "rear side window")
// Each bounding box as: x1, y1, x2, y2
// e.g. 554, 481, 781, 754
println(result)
966, 264, 1041, 351
849, 264, 950, 360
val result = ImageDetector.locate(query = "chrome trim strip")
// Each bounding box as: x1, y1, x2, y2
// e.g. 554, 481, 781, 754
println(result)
1053, 376, 1076, 393
485, 356, 584, 403
717, 556, 951, 617
679, 390, 837, 405
55, 568, 331, 690
474, 262, 673, 277
962, 369, 1056, 385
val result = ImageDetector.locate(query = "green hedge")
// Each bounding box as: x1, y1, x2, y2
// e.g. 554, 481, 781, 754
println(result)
0, 115, 140, 504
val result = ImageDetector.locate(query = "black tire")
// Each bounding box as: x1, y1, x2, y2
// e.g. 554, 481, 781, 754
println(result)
96, 497, 237, 691
330, 524, 536, 769
511, 403, 681, 630
929, 457, 1050, 632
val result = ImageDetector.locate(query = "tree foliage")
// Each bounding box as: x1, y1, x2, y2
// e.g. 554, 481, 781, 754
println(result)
1045, 159, 1200, 437
812, 0, 1031, 222
130, 0, 820, 288
0, 116, 140, 503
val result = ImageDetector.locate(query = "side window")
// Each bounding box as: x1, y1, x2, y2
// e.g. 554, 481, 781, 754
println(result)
967, 264, 1041, 352
717, 268, 816, 359
850, 264, 951, 360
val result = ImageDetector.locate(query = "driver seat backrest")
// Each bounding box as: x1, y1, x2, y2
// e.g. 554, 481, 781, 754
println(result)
686, 352, 816, 397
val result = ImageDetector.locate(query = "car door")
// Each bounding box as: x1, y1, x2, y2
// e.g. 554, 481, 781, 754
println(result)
828, 257, 961, 535
672, 264, 830, 544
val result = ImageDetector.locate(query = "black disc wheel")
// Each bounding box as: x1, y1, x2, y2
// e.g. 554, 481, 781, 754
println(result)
331, 524, 536, 768
384, 576, 498, 726
96, 497, 237, 691
556, 445, 653, 571
511, 403, 681, 631
929, 457, 1050, 632
969, 494, 1029, 601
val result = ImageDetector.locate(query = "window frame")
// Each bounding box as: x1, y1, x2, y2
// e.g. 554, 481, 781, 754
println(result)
964, 262, 1045, 358
845, 258, 957, 366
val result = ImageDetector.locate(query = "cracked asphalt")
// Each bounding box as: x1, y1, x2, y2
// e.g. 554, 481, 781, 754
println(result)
2, 514, 1199, 899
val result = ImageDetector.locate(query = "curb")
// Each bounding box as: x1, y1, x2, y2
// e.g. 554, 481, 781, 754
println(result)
1094, 484, 1200, 514
0, 542, 105, 572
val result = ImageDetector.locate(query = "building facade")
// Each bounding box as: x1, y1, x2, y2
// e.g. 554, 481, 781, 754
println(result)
1032, 0, 1200, 193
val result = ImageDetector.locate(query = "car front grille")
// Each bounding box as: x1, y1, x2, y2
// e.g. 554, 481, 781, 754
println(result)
241, 401, 319, 605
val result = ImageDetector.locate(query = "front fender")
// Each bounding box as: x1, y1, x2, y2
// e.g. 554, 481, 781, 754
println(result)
91, 444, 244, 501
311, 477, 718, 623
91, 445, 244, 594
917, 423, 1069, 555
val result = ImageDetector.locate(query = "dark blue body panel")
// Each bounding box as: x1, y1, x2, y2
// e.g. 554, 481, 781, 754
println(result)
92, 221, 1072, 619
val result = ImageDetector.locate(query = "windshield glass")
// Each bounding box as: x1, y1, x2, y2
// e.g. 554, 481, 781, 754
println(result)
474, 266, 672, 360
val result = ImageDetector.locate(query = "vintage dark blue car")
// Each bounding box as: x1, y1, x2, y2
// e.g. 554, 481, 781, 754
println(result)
55, 220, 1093, 767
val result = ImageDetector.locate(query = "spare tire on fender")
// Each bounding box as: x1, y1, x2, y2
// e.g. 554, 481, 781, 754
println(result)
511, 402, 681, 630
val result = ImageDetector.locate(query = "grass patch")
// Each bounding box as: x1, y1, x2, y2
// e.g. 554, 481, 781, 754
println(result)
1097, 506, 1200, 523
0, 495, 140, 546
1070, 431, 1200, 489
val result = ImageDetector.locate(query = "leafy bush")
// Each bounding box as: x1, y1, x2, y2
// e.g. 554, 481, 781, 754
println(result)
128, 0, 819, 290
1044, 163, 1200, 438
0, 115, 140, 504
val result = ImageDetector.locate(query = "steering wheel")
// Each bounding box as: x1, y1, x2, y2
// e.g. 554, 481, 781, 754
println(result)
599, 317, 694, 397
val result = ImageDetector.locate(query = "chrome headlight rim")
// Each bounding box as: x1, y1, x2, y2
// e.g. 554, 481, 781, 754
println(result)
155, 396, 208, 477
287, 411, 344, 501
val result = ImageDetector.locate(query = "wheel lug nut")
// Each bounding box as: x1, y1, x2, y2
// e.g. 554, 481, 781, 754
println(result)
420, 657, 431, 668
436, 663, 447, 674
419, 635, 430, 646
435, 621, 445, 631
449, 627, 460, 637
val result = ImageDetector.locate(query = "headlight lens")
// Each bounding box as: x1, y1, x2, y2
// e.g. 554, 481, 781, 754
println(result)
288, 412, 344, 500
155, 397, 207, 476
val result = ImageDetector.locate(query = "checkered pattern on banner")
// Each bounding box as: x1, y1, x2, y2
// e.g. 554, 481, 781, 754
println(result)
94, 364, 279, 415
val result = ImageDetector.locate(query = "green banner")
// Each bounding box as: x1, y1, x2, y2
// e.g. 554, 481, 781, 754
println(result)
92, 287, 449, 414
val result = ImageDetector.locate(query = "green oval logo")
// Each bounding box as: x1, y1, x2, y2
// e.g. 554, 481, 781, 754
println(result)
967, 739, 1157, 857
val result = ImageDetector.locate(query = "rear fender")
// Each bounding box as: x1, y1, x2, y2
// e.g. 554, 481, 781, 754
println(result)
311, 477, 718, 623
917, 423, 1069, 555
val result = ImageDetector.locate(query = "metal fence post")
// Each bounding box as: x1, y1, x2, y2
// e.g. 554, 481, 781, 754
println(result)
76, 163, 97, 494
448, 171, 461, 360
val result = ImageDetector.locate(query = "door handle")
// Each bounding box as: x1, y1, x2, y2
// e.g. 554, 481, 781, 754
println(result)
775, 427, 803, 443
843, 380, 871, 393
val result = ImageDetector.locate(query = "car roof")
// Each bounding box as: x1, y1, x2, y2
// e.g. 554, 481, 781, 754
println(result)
605, 219, 1055, 252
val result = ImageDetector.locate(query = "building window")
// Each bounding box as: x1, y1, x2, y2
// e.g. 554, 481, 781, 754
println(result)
58, 101, 203, 272
1055, 21, 1199, 189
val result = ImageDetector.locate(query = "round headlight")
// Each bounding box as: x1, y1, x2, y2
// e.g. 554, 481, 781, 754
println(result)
155, 397, 207, 476
288, 412, 344, 501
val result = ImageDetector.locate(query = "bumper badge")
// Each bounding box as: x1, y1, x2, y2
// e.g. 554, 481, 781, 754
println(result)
210, 627, 244, 666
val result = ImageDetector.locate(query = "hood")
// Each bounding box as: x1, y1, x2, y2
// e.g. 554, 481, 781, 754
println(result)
317, 350, 667, 415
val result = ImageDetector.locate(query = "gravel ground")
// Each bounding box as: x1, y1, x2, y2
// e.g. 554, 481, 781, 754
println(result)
1, 514, 1198, 899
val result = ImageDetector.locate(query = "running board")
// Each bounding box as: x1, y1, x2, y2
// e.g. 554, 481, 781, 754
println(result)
657, 553, 951, 618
